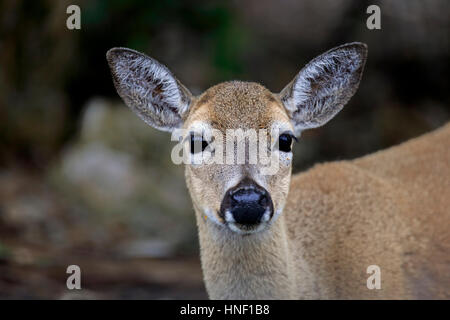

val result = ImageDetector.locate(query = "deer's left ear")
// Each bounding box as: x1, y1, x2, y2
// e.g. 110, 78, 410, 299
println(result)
279, 43, 367, 136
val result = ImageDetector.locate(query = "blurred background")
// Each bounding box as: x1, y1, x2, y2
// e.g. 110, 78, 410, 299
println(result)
0, 0, 449, 299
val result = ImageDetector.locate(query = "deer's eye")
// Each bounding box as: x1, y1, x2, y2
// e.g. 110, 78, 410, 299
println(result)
190, 134, 209, 154
278, 133, 295, 152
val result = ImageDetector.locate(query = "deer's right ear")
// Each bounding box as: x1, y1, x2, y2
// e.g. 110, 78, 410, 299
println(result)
106, 48, 192, 132
279, 43, 367, 136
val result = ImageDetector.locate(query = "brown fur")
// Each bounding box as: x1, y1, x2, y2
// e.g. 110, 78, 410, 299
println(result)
106, 45, 449, 299
184, 82, 292, 233
191, 81, 282, 130
185, 82, 449, 299
283, 123, 450, 298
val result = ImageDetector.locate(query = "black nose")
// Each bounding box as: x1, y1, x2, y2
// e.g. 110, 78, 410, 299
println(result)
220, 178, 273, 226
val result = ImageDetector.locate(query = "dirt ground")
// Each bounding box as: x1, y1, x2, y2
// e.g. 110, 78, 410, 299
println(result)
0, 239, 207, 300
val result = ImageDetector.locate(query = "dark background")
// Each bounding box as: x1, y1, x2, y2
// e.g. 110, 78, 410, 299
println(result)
0, 0, 448, 299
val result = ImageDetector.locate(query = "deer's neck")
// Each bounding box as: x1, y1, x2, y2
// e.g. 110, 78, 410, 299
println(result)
195, 210, 298, 299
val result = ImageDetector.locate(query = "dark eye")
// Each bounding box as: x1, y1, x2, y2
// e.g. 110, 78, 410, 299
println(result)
278, 133, 294, 152
190, 134, 209, 154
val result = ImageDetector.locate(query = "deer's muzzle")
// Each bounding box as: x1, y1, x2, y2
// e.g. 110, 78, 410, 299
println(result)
220, 178, 274, 231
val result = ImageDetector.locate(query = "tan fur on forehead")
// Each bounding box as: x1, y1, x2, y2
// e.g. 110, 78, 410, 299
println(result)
191, 81, 285, 130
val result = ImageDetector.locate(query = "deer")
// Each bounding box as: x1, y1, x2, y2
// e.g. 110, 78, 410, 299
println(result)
106, 42, 450, 299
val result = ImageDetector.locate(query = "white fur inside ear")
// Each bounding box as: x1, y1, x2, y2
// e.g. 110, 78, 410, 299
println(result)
280, 43, 367, 132
107, 48, 191, 132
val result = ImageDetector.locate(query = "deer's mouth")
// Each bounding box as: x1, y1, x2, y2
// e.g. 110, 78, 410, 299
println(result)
223, 208, 273, 234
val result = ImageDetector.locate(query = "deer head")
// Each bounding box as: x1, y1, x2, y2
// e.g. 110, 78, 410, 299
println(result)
106, 43, 367, 235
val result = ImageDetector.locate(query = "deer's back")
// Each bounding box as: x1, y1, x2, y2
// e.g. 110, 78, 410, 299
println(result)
285, 123, 450, 299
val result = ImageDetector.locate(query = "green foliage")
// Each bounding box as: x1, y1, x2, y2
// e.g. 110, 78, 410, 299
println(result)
0, 242, 12, 260
82, 0, 246, 79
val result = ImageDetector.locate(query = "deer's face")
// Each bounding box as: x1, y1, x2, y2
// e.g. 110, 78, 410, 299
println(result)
183, 82, 295, 234
106, 43, 367, 235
